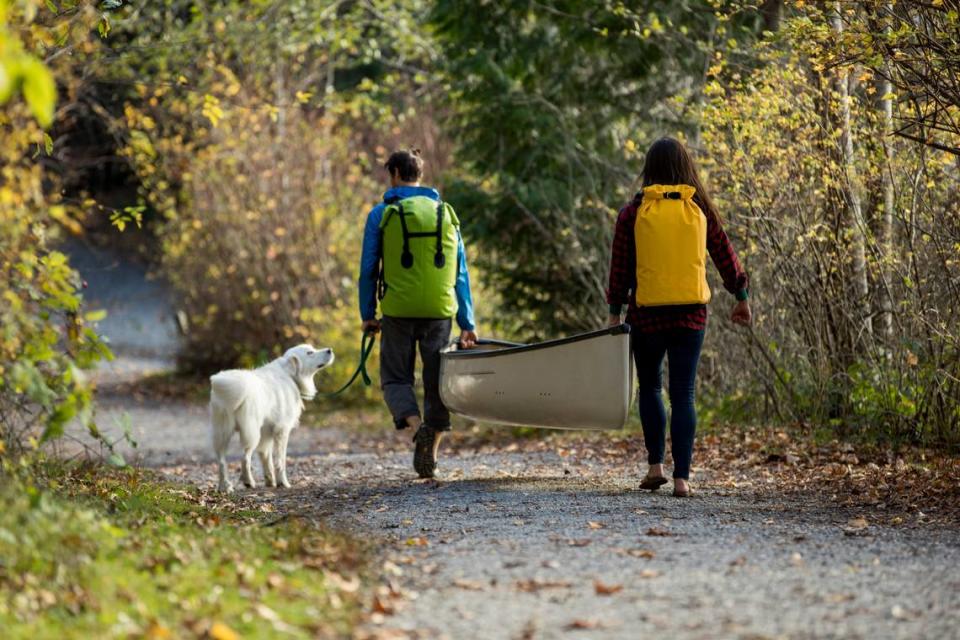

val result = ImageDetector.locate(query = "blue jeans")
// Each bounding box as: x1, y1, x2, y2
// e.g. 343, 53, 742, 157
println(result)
632, 328, 705, 479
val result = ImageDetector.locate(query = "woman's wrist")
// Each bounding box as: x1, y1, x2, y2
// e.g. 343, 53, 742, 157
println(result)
735, 289, 749, 302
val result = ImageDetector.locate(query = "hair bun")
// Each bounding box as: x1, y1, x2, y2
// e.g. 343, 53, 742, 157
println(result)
411, 147, 422, 156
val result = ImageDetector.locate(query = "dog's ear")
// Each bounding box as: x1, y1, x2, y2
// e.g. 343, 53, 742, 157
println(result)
287, 354, 302, 377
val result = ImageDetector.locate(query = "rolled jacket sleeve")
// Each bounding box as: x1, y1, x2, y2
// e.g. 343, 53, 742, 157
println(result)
454, 231, 476, 331
705, 210, 749, 297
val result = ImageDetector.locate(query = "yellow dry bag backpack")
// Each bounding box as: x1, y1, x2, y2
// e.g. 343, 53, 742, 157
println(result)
634, 184, 711, 307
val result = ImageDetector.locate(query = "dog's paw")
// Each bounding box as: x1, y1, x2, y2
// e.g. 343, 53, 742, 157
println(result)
279, 479, 292, 489
217, 482, 234, 494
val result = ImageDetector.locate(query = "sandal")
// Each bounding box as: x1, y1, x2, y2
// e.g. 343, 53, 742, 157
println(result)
639, 475, 669, 491
672, 487, 692, 498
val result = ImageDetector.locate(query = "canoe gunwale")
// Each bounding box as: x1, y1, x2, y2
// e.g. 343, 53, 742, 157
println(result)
443, 323, 631, 360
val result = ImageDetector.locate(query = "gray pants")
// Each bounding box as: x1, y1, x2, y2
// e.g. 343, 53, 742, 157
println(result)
380, 316, 452, 431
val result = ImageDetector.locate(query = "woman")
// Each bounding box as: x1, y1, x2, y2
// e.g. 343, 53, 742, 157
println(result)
606, 137, 752, 497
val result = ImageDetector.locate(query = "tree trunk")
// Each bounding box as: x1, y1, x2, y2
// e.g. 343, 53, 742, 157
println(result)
760, 0, 783, 32
878, 5, 895, 340
832, 4, 872, 339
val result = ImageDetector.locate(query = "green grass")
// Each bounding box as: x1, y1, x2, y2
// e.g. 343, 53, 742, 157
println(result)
0, 463, 370, 639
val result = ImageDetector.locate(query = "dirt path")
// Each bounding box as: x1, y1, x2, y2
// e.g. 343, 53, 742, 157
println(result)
65, 325, 959, 640
157, 433, 957, 640
63, 354, 959, 640
72, 379, 952, 640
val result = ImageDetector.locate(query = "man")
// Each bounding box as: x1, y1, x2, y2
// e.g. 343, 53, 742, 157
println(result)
358, 149, 478, 478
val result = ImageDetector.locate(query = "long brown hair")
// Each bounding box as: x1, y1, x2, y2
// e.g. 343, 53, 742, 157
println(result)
640, 137, 720, 221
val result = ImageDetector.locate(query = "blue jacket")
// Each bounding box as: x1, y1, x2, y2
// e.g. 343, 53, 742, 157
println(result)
358, 185, 476, 331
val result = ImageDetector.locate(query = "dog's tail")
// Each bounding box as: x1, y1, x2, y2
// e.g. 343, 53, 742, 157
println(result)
210, 370, 252, 413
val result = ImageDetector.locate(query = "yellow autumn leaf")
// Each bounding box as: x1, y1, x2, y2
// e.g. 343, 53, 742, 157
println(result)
208, 621, 239, 640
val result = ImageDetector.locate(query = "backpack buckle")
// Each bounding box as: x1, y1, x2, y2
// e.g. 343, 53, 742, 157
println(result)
665, 191, 682, 200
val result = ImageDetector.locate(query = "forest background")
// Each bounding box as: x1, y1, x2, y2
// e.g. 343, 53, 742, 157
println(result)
3, 0, 959, 457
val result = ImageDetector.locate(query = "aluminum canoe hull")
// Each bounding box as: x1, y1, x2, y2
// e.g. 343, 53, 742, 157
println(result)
439, 324, 634, 430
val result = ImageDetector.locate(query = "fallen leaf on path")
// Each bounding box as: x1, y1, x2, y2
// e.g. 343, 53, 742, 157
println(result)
587, 521, 605, 529
453, 579, 486, 591
372, 596, 395, 615
405, 537, 429, 547
624, 548, 655, 559
639, 568, 661, 578
846, 517, 869, 529
827, 593, 856, 603
514, 578, 573, 592
645, 527, 673, 537
565, 619, 605, 630
594, 580, 623, 595
568, 538, 592, 547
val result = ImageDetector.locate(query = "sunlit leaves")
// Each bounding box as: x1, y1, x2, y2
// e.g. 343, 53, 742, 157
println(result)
201, 94, 223, 127
1, 1, 109, 455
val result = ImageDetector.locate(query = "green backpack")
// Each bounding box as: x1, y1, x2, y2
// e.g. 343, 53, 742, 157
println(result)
378, 195, 460, 319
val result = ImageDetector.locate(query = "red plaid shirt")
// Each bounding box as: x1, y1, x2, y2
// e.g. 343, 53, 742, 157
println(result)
606, 192, 749, 333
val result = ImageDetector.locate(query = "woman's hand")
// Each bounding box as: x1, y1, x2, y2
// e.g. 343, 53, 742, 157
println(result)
608, 314, 622, 327
362, 319, 381, 334
459, 329, 479, 349
731, 300, 752, 326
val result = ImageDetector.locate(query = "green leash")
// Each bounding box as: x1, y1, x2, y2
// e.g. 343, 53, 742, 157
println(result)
320, 331, 376, 397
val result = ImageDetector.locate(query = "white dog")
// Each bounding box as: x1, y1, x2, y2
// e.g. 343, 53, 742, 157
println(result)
210, 344, 334, 492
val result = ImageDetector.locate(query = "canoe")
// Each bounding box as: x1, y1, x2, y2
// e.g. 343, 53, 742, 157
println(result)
440, 324, 634, 430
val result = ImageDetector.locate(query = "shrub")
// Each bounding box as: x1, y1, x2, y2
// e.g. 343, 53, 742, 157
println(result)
0, 1, 110, 457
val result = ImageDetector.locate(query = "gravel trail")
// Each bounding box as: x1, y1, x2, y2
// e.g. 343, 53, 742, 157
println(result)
155, 422, 959, 640
69, 355, 960, 640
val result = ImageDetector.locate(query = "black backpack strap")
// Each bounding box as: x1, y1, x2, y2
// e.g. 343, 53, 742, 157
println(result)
376, 250, 387, 300
434, 201, 446, 268
396, 202, 414, 269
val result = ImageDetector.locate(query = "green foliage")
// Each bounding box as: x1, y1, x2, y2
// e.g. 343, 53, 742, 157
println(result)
697, 9, 960, 446
0, 2, 56, 127
0, 1, 111, 456
431, 0, 763, 337
0, 464, 368, 638
96, 0, 436, 376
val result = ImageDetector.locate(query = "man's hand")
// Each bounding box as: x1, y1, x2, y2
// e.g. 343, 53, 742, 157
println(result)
459, 329, 479, 349
731, 300, 752, 326
362, 319, 381, 334
608, 314, 623, 328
